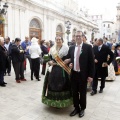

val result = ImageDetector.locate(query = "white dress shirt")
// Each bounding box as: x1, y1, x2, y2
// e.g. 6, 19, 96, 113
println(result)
98, 44, 103, 51
4, 42, 10, 51
74, 42, 83, 71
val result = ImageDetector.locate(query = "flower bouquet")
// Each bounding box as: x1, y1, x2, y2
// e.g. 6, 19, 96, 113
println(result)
43, 54, 50, 63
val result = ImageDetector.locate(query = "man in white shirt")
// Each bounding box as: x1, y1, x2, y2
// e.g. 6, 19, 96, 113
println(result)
65, 31, 94, 118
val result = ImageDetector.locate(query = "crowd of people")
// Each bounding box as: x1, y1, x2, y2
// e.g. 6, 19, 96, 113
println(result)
0, 31, 120, 118
0, 36, 53, 86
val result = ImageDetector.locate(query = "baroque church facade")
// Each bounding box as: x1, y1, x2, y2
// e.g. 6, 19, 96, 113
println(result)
0, 0, 98, 43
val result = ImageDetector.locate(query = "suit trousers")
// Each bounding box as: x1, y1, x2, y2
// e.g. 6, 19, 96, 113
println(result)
0, 71, 4, 84
12, 62, 24, 80
92, 70, 106, 91
31, 58, 40, 79
5, 56, 11, 74
71, 71, 87, 110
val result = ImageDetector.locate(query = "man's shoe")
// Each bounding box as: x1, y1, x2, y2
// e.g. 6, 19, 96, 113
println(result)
3, 82, 7, 84
99, 89, 103, 93
21, 79, 27, 81
37, 78, 41, 81
0, 84, 6, 87
16, 80, 21, 83
79, 110, 85, 118
90, 91, 97, 96
70, 109, 80, 116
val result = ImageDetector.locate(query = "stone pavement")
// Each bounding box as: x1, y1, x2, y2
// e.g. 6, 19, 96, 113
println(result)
0, 66, 120, 120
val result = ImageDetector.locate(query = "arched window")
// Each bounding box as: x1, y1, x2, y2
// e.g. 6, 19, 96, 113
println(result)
56, 25, 63, 32
30, 18, 41, 29
29, 18, 42, 43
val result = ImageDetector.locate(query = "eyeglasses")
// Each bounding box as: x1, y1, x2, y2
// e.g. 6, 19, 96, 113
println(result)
76, 35, 83, 38
56, 39, 62, 41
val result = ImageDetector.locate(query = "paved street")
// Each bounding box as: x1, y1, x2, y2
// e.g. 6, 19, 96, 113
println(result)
0, 64, 120, 120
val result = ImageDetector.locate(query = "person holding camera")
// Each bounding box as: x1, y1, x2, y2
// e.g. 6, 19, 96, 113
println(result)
11, 38, 26, 83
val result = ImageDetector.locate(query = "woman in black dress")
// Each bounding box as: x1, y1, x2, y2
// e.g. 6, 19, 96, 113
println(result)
42, 36, 72, 108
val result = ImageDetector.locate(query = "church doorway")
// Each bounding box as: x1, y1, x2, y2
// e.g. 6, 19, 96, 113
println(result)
29, 18, 42, 44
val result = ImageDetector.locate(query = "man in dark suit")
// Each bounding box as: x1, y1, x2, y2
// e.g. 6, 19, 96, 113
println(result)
91, 38, 114, 96
0, 37, 7, 87
4, 36, 13, 76
11, 38, 26, 83
64, 31, 95, 118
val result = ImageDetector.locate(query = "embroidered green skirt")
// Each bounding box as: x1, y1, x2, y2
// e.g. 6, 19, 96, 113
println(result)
42, 65, 73, 108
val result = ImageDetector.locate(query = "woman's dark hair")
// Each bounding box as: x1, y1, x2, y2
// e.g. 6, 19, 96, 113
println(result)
40, 40, 45, 45
55, 36, 64, 42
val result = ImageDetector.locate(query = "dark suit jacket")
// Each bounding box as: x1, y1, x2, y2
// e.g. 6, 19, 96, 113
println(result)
93, 44, 114, 77
11, 44, 25, 63
104, 42, 112, 49
8, 42, 13, 56
41, 45, 48, 57
0, 45, 7, 71
114, 49, 119, 72
67, 43, 95, 82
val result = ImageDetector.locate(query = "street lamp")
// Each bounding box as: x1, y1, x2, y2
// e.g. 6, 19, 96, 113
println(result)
0, 0, 8, 24
0, 0, 8, 15
65, 20, 71, 45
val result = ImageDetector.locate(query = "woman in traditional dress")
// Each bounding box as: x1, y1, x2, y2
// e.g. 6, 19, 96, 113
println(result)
42, 36, 72, 108
106, 45, 116, 80
114, 43, 120, 75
